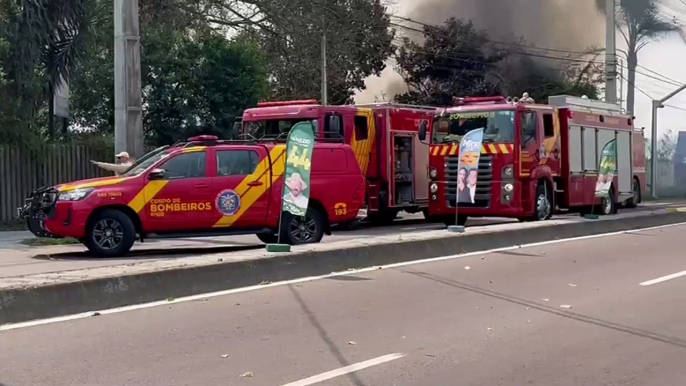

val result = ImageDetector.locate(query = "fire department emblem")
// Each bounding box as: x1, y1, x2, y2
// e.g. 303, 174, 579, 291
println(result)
216, 189, 241, 216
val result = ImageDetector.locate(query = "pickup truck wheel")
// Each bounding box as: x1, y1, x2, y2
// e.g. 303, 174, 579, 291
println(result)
85, 209, 135, 257
281, 207, 325, 245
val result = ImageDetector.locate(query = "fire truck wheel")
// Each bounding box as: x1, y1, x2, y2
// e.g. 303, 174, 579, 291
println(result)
281, 207, 325, 245
625, 179, 640, 208
84, 209, 136, 257
599, 186, 616, 215
534, 184, 553, 221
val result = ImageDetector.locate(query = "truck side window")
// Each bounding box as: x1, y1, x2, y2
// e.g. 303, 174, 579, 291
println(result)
521, 112, 537, 147
354, 116, 369, 140
543, 113, 554, 137
216, 150, 259, 176
160, 152, 206, 179
324, 114, 343, 139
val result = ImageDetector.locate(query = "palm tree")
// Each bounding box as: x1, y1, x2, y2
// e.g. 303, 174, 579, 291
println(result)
597, 0, 680, 113
10, 0, 104, 137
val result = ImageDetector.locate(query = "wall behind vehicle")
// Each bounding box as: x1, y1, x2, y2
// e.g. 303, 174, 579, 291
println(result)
0, 144, 110, 224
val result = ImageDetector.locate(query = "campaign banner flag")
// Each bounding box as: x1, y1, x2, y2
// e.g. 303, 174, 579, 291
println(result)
595, 139, 617, 198
282, 121, 315, 216
456, 128, 484, 204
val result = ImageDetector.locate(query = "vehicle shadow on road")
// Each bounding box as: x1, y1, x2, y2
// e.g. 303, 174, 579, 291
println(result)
288, 284, 368, 386
402, 268, 686, 350
29, 244, 263, 261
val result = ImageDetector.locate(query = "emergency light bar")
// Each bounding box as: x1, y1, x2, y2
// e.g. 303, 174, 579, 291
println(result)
256, 100, 319, 107
452, 96, 506, 106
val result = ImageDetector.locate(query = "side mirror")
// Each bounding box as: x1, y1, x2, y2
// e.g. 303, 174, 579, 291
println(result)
148, 168, 165, 180
328, 115, 341, 136
418, 120, 428, 142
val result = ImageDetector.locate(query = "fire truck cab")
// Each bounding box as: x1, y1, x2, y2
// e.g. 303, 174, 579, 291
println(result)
421, 95, 645, 225
241, 100, 435, 224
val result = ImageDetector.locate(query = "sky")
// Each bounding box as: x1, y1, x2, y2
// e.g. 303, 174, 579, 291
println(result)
353, 0, 686, 144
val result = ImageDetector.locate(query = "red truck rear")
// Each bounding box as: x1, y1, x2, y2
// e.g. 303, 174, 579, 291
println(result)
242, 101, 434, 224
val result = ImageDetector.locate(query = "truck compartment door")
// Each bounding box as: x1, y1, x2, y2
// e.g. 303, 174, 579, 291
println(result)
413, 133, 430, 203
617, 131, 632, 195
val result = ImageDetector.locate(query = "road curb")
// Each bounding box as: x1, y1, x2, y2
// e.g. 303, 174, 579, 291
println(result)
2, 211, 686, 325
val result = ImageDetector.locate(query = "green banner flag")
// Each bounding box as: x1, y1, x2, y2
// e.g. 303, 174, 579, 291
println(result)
282, 121, 315, 216
595, 139, 617, 198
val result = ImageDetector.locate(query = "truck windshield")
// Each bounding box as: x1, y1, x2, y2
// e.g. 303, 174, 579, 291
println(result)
432, 110, 515, 144
243, 118, 318, 139
121, 147, 170, 176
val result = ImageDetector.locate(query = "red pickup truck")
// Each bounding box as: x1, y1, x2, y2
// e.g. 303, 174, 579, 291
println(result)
19, 136, 367, 256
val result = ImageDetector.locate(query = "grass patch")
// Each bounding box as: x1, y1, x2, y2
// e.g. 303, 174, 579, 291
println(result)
20, 237, 80, 247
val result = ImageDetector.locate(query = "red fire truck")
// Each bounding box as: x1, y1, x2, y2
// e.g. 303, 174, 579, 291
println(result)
420, 94, 645, 225
241, 100, 435, 224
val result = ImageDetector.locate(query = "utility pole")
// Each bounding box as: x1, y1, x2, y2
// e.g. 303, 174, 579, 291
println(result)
650, 83, 686, 198
605, 0, 617, 103
618, 58, 624, 110
114, 0, 144, 159
320, 32, 327, 105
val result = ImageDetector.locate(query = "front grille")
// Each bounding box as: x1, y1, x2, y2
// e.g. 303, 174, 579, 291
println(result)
445, 155, 493, 208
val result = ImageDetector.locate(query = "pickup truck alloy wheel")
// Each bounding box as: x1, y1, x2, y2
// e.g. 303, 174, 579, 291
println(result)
92, 219, 124, 250
280, 207, 325, 245
289, 216, 317, 243
85, 209, 136, 257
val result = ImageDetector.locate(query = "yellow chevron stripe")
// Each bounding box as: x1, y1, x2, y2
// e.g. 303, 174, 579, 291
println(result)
182, 146, 206, 153
499, 144, 509, 154
59, 178, 128, 192
449, 145, 458, 155
440, 146, 449, 156
127, 180, 169, 213
213, 145, 286, 228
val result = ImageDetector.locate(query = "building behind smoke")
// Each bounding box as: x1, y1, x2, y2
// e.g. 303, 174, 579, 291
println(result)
356, 0, 605, 103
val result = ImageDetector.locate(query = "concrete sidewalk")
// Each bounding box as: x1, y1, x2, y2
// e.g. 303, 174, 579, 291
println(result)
2, 207, 686, 325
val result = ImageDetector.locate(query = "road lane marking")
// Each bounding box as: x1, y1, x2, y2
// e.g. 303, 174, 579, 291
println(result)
280, 353, 405, 386
640, 270, 686, 286
2, 221, 686, 332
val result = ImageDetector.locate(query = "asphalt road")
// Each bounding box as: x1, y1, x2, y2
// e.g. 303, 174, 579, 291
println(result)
0, 201, 681, 279
2, 221, 686, 385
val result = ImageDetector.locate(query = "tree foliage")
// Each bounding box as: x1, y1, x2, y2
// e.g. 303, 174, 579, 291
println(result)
596, 0, 681, 112
394, 17, 601, 106
394, 18, 503, 106
232, 0, 394, 104
67, 0, 267, 146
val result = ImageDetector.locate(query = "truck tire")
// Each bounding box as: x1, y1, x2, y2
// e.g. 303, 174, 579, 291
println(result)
84, 209, 136, 257
599, 186, 616, 215
533, 183, 553, 221
625, 179, 640, 208
280, 207, 325, 245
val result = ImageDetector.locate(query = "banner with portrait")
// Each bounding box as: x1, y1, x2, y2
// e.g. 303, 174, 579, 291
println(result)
456, 128, 484, 204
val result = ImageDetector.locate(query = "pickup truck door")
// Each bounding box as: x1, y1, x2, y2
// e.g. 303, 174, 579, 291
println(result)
210, 146, 271, 229
144, 149, 215, 232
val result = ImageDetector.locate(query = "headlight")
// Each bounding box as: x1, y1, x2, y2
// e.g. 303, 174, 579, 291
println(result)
502, 165, 514, 178
429, 168, 438, 178
430, 183, 438, 193
503, 183, 514, 192
58, 188, 93, 201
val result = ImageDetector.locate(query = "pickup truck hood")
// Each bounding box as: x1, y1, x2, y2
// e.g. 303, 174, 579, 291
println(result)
56, 176, 130, 192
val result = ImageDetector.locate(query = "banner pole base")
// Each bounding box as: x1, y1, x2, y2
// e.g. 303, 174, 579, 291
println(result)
447, 225, 465, 233
583, 214, 599, 220
266, 244, 291, 252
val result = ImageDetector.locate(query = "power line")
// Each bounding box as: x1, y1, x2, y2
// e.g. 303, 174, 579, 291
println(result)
389, 16, 686, 89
